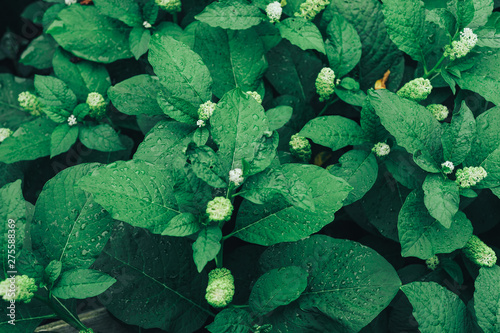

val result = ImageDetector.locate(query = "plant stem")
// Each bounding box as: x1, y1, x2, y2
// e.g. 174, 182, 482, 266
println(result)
423, 55, 447, 80
317, 97, 338, 117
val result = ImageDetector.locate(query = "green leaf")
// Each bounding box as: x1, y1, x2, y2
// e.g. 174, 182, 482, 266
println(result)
50, 124, 79, 158
398, 190, 472, 259
192, 226, 222, 273
335, 86, 367, 107
360, 97, 390, 144
384, 148, 427, 189
249, 266, 308, 316
0, 299, 55, 332
265, 41, 322, 102
195, 0, 265, 30
277, 18, 326, 54
44, 260, 62, 287
0, 74, 34, 131
93, 0, 142, 27
422, 174, 460, 228
0, 180, 27, 279
52, 268, 116, 299
129, 26, 151, 60
328, 149, 378, 205
93, 224, 211, 332
325, 13, 362, 77
193, 23, 268, 99
382, 0, 425, 61
260, 235, 401, 332
78, 159, 181, 234
240, 164, 315, 212
107, 74, 163, 116
448, 0, 493, 29
206, 308, 252, 333
474, 266, 500, 333
46, 5, 132, 63
19, 34, 56, 69
79, 124, 126, 152
32, 164, 114, 270
299, 116, 366, 152
233, 164, 352, 246
161, 213, 200, 237
323, 0, 404, 90
369, 90, 443, 172
211, 89, 276, 176
187, 145, 227, 188
35, 75, 77, 111
266, 106, 293, 131
157, 93, 198, 125
401, 282, 470, 332
52, 48, 111, 101
149, 32, 212, 106
192, 127, 209, 146
456, 50, 500, 106
442, 101, 476, 165
0, 118, 58, 164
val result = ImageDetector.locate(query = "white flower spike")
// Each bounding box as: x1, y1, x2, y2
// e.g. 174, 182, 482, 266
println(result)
266, 2, 282, 23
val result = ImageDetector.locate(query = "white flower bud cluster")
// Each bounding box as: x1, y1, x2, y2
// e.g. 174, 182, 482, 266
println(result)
441, 161, 454, 174
67, 115, 78, 126
266, 2, 282, 23
372, 142, 390, 157
295, 0, 330, 21
315, 67, 336, 102
0, 128, 13, 143
427, 104, 449, 121
246, 91, 262, 104
444, 28, 478, 61
229, 168, 244, 186
456, 166, 487, 188
206, 197, 233, 222
155, 0, 181, 13
65, 0, 77, 5
425, 255, 439, 270
397, 78, 432, 102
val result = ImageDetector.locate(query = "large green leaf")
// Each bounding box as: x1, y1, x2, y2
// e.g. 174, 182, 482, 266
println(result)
325, 13, 362, 77
0, 118, 58, 164
260, 235, 401, 332
369, 90, 443, 172
329, 149, 378, 205
93, 224, 211, 332
456, 50, 500, 106
50, 123, 79, 158
384, 148, 427, 189
205, 308, 252, 333
78, 159, 181, 234
187, 145, 227, 188
382, 0, 425, 61
442, 101, 476, 165
19, 34, 57, 70
52, 268, 116, 299
52, 48, 111, 101
474, 266, 500, 333
211, 89, 276, 176
34, 75, 77, 111
195, 0, 265, 30
107, 74, 163, 116
0, 299, 55, 332
422, 174, 460, 228
46, 5, 132, 63
32, 164, 114, 270
299, 116, 366, 151
79, 124, 126, 152
402, 282, 470, 332
249, 266, 308, 316
277, 18, 326, 54
323, 0, 404, 90
232, 164, 352, 246
93, 0, 142, 27
398, 190, 472, 259
149, 33, 212, 106
194, 23, 268, 99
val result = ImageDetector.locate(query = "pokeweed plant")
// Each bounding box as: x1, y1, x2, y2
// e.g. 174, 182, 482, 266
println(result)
1, 0, 500, 332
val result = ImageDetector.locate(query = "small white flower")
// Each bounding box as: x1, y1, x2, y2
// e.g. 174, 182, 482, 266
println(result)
441, 161, 454, 174
65, 0, 77, 5
0, 128, 13, 143
229, 168, 244, 186
198, 101, 216, 121
143, 21, 152, 29
246, 91, 262, 104
197, 119, 205, 127
67, 115, 77, 126
444, 28, 478, 60
372, 142, 390, 157
266, 2, 282, 23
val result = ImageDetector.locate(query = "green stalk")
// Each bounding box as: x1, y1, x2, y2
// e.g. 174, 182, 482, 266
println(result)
34, 292, 88, 331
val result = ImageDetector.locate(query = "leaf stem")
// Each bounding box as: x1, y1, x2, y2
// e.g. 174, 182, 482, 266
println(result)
422, 55, 447, 80
317, 97, 338, 117
34, 291, 89, 331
